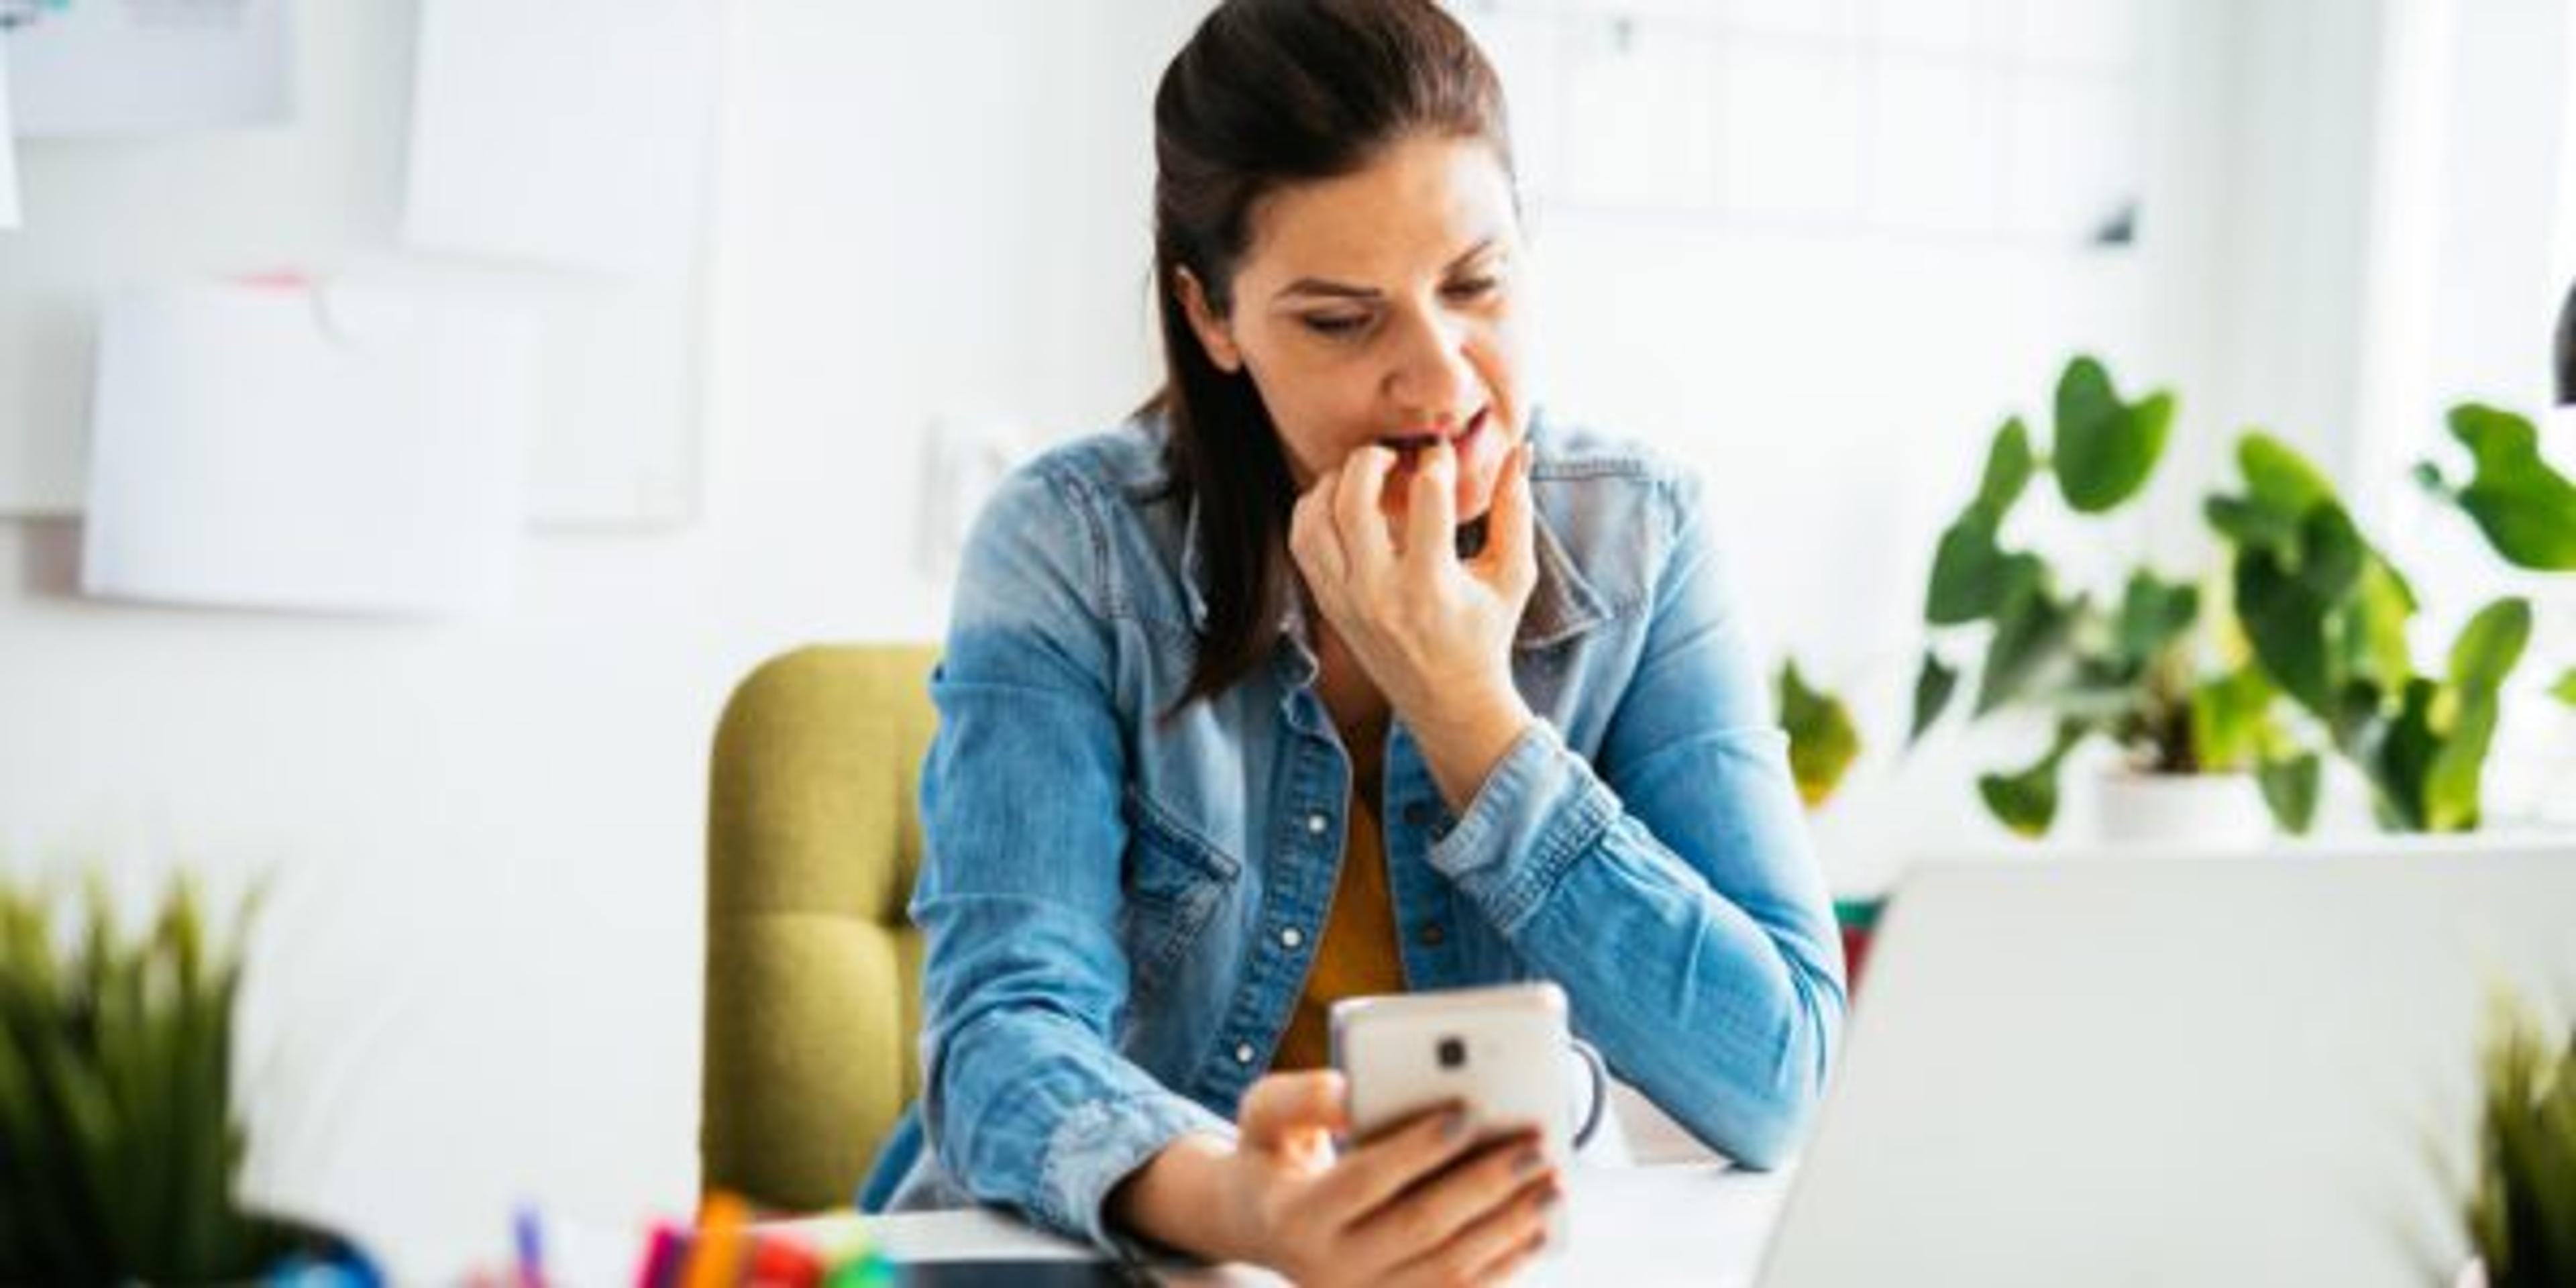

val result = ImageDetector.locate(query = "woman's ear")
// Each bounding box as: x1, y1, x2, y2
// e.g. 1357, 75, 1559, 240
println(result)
1175, 268, 1244, 374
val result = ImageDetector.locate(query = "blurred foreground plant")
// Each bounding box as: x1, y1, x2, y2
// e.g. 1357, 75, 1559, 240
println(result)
2464, 996, 2576, 1287
0, 871, 334, 1283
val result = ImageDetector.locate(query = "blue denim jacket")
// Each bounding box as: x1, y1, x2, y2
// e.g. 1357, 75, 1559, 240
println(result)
861, 408, 1845, 1250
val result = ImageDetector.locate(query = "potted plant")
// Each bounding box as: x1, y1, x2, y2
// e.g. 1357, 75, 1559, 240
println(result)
2206, 429, 2535, 832
1909, 355, 2318, 843
2456, 995, 2574, 1288
0, 871, 375, 1285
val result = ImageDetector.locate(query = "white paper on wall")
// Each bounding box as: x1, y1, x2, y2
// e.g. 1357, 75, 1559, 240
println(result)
3, 0, 293, 138
80, 280, 539, 616
400, 0, 719, 282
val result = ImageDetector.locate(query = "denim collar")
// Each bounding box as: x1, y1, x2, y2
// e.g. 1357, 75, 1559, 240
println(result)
1173, 410, 1613, 657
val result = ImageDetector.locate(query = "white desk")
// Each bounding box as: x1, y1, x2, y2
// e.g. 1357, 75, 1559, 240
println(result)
780, 1163, 1792, 1285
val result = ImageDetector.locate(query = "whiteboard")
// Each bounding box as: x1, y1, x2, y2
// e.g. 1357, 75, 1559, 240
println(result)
0, 0, 710, 527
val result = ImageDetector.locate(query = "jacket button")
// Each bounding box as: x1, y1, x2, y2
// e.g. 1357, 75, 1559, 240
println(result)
1279, 926, 1305, 950
1306, 812, 1330, 835
1415, 923, 1446, 948
1234, 1042, 1256, 1065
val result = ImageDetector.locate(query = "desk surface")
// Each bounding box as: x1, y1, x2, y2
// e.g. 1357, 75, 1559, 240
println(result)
781, 1163, 1790, 1286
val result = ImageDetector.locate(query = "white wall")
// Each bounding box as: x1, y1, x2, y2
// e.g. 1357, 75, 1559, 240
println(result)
1, 1, 1200, 1274
1, 0, 2540, 1275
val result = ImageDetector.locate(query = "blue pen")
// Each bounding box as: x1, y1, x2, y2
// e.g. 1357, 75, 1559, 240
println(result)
514, 1204, 547, 1288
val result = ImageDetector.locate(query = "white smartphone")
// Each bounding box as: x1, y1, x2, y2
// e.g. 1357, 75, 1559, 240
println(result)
1328, 983, 1576, 1245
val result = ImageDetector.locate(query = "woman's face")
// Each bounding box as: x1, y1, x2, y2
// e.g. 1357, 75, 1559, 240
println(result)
1181, 132, 1526, 529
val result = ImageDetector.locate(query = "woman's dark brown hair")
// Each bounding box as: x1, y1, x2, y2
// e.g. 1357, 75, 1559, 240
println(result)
1148, 0, 1513, 710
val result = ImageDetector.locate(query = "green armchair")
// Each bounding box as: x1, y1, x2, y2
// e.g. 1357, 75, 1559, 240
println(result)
702, 644, 939, 1212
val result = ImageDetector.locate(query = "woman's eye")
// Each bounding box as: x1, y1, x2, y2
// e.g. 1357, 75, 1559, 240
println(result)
1444, 276, 1501, 301
1302, 313, 1371, 337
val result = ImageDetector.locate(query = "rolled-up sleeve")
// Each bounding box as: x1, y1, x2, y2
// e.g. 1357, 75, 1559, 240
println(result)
912, 463, 1233, 1248
1428, 472, 1845, 1168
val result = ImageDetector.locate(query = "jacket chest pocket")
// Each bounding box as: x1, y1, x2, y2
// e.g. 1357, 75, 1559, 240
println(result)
1118, 791, 1243, 994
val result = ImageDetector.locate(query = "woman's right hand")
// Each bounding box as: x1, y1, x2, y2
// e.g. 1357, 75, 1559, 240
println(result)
1210, 1069, 1560, 1285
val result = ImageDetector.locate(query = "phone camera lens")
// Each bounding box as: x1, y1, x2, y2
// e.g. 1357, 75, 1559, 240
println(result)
1436, 1036, 1467, 1069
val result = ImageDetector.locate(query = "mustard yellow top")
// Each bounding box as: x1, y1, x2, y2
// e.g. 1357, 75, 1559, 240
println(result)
1272, 723, 1407, 1071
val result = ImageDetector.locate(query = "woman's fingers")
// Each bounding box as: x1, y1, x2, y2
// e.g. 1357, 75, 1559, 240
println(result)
1333, 444, 1401, 572
1238, 1069, 1351, 1152
1289, 470, 1350, 589
1350, 1128, 1551, 1267
1395, 1173, 1558, 1287
1469, 440, 1536, 600
1401, 439, 1462, 588
1299, 1102, 1479, 1230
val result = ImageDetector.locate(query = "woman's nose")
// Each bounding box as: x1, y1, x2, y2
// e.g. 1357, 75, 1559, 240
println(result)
1384, 309, 1481, 427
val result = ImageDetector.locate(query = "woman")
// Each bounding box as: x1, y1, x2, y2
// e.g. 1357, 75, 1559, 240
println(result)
861, 1, 1844, 1281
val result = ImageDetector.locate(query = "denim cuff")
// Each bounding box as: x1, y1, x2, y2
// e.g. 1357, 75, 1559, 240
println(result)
1428, 720, 1620, 933
1035, 1088, 1236, 1254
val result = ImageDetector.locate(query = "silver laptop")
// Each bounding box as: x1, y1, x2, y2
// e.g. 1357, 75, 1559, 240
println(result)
1760, 844, 2576, 1287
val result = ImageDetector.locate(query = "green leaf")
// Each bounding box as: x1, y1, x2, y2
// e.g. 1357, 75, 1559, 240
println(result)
2052, 356, 2174, 514
2447, 403, 2576, 571
2293, 504, 2366, 600
2115, 570, 2199, 668
2363, 678, 2443, 831
2256, 753, 2322, 835
1778, 659, 1863, 810
1976, 417, 2037, 514
1926, 511, 2042, 626
1976, 723, 2087, 837
2420, 598, 2534, 833
2237, 432, 2339, 514
1974, 582, 2079, 716
2424, 690, 2504, 834
2204, 494, 2302, 555
2190, 665, 2275, 773
1910, 651, 1960, 744
2447, 596, 2534, 696
2235, 547, 2336, 714
2553, 668, 2576, 708
2339, 557, 2418, 700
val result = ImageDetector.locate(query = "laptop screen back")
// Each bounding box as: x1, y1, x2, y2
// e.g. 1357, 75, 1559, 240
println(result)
1760, 847, 2576, 1287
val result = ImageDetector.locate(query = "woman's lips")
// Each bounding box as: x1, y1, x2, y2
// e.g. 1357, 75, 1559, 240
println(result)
1373, 405, 1506, 528
1379, 406, 1489, 455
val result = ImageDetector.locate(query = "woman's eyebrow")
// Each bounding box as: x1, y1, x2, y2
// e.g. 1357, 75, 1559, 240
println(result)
1446, 235, 1501, 272
1270, 237, 1504, 306
1273, 278, 1381, 304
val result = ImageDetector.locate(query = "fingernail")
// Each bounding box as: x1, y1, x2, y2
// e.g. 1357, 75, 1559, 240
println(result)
1514, 1147, 1546, 1177
1537, 1185, 1562, 1211
1440, 1110, 1470, 1142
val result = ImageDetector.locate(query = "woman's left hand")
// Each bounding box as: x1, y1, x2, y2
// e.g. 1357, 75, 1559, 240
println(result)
1287, 354, 1540, 808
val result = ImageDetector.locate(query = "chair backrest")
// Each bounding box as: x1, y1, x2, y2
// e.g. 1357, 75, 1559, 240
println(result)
702, 643, 939, 1211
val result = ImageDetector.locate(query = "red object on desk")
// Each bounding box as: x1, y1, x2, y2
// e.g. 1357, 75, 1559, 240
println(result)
743, 1236, 824, 1288
1835, 896, 1885, 995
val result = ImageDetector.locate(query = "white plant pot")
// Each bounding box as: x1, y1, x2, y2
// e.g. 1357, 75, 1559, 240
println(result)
2091, 769, 2272, 850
